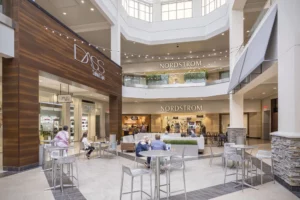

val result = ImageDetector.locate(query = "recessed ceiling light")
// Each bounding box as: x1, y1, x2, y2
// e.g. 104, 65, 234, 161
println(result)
222, 33, 224, 36
273, 87, 277, 90
63, 12, 67, 15
219, 58, 222, 60
213, 49, 215, 51
39, 80, 43, 82
220, 52, 222, 54
243, 17, 245, 20
251, 97, 254, 100
184, 57, 186, 59
81, 0, 85, 3
90, 8, 95, 11
196, 56, 199, 58
131, 54, 133, 57
262, 92, 266, 95
189, 51, 192, 53
167, 53, 170, 55
152, 57, 154, 59
247, 30, 250, 33
178, 57, 180, 59
124, 53, 126, 56
133, 42, 135, 44
158, 57, 160, 59
203, 55, 205, 57
126, 56, 128, 58
225, 50, 228, 53
138, 55, 140, 57
200, 98, 203, 100
225, 55, 227, 57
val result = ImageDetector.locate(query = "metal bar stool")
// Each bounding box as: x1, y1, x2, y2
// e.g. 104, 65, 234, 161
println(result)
164, 147, 187, 200
248, 150, 275, 185
53, 155, 79, 192
120, 165, 152, 200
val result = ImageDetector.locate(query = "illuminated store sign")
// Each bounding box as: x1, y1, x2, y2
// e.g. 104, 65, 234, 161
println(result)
161, 105, 203, 112
160, 60, 201, 69
74, 44, 105, 80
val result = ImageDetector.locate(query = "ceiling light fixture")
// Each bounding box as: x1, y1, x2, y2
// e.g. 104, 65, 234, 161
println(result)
63, 12, 67, 15
196, 56, 199, 58
131, 54, 134, 57
90, 8, 95, 11
262, 92, 266, 95
167, 53, 170, 55
222, 33, 224, 36
124, 53, 126, 56
81, 0, 85, 3
213, 49, 215, 51
247, 30, 250, 33
203, 55, 205, 57
189, 51, 192, 53
138, 55, 140, 57
126, 56, 128, 58
273, 87, 277, 90
158, 57, 160, 59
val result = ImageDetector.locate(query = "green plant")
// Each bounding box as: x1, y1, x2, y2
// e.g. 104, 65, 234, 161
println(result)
40, 130, 51, 137
163, 140, 198, 145
184, 71, 208, 81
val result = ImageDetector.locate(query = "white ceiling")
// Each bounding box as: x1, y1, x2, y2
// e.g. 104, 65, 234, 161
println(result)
39, 76, 109, 102
34, 0, 263, 65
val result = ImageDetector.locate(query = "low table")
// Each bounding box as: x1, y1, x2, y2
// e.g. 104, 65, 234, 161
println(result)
139, 150, 177, 200
231, 145, 257, 190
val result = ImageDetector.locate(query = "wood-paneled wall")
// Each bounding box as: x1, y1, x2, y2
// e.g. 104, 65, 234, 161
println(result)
2, 0, 122, 170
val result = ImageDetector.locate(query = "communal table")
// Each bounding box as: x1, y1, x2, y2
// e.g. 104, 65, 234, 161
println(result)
231, 145, 257, 190
139, 150, 177, 200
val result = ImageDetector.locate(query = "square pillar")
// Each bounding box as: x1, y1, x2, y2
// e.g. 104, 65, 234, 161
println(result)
109, 95, 122, 141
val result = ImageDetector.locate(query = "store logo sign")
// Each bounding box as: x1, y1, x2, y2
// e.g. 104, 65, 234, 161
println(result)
160, 60, 201, 69
57, 95, 72, 103
74, 44, 105, 80
161, 105, 203, 112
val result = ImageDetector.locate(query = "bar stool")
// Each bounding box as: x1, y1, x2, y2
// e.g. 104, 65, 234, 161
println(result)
164, 147, 187, 200
53, 155, 79, 192
224, 153, 243, 188
248, 150, 275, 185
222, 143, 236, 168
120, 165, 152, 200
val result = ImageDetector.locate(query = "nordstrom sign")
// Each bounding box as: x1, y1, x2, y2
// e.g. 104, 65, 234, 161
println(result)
161, 105, 203, 112
160, 60, 201, 69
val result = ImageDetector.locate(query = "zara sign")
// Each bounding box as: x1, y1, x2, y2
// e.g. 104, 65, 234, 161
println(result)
160, 60, 201, 69
161, 105, 203, 112
74, 44, 105, 80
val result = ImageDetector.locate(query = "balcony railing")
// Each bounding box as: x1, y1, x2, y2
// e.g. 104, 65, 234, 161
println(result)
123, 76, 229, 89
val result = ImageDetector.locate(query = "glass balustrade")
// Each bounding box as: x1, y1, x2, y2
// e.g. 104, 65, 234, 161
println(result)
123, 73, 229, 88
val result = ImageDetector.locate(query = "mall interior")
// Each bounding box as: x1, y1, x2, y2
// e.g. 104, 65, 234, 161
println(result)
0, 0, 299, 200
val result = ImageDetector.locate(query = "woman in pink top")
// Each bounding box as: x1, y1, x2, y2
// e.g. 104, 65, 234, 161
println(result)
54, 126, 69, 148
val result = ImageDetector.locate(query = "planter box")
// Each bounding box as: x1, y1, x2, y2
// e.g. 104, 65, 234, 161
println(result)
171, 144, 198, 157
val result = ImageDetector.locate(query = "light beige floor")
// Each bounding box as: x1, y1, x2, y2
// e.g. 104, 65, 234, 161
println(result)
0, 168, 54, 200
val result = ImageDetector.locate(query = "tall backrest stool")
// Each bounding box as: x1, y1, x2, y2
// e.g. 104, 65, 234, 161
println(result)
255, 150, 275, 185
53, 155, 79, 192
222, 143, 236, 168
120, 165, 152, 200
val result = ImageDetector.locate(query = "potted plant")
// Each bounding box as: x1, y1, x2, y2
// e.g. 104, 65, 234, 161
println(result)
163, 139, 198, 156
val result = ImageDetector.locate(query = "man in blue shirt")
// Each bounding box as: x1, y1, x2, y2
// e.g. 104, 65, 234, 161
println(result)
151, 134, 167, 150
136, 136, 151, 167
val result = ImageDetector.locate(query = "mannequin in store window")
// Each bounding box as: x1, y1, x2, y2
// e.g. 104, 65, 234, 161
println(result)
81, 132, 95, 159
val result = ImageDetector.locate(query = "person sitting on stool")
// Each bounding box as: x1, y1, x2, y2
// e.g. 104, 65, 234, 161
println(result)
136, 136, 150, 167
81, 132, 95, 159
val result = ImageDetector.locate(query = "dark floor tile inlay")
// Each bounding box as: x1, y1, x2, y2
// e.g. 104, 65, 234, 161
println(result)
43, 162, 86, 200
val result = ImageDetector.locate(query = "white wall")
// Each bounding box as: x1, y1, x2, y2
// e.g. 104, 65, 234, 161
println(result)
92, 0, 229, 44
0, 22, 14, 58
122, 58, 229, 73
122, 82, 229, 99
123, 99, 261, 114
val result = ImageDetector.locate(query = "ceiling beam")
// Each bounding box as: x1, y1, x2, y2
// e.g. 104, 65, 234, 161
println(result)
232, 0, 247, 10
69, 22, 111, 33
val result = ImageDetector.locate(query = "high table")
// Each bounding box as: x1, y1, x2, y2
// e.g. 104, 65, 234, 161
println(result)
91, 142, 109, 158
139, 150, 177, 200
45, 146, 75, 191
231, 145, 257, 190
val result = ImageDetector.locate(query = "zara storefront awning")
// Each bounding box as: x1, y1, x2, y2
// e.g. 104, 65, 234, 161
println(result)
228, 4, 278, 93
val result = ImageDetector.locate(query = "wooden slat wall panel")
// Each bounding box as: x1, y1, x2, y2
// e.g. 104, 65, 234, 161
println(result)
2, 0, 122, 169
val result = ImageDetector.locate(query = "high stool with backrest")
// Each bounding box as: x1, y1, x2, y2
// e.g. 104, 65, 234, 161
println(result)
222, 143, 236, 168
104, 140, 118, 157
247, 150, 275, 185
164, 147, 187, 200
119, 165, 152, 200
53, 155, 79, 192
224, 150, 244, 190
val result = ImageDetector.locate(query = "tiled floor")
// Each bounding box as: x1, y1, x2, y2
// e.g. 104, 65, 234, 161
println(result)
0, 139, 298, 200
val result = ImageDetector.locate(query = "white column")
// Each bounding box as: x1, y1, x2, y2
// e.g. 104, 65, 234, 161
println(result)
229, 1, 244, 128
153, 0, 162, 22
111, 0, 121, 65
277, 0, 300, 133
193, 0, 202, 18
61, 103, 71, 129
73, 98, 82, 141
